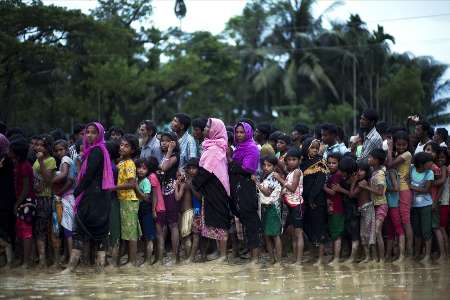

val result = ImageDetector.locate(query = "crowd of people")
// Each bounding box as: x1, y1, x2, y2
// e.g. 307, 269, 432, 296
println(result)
0, 110, 449, 273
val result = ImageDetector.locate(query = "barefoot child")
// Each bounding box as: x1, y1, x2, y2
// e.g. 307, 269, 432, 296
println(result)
351, 161, 375, 263
273, 148, 304, 264
410, 152, 434, 263
437, 147, 449, 259
135, 158, 155, 265
323, 153, 345, 265
175, 169, 194, 260
254, 155, 283, 264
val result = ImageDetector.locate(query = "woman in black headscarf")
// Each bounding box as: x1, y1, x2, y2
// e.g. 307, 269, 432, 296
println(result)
300, 137, 329, 266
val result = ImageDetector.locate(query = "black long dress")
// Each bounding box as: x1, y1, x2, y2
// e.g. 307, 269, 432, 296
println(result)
192, 167, 231, 231
73, 147, 111, 249
229, 161, 262, 249
0, 156, 15, 243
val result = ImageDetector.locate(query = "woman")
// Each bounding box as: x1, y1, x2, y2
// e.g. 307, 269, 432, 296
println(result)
300, 137, 329, 265
64, 122, 114, 273
229, 121, 262, 263
193, 118, 231, 261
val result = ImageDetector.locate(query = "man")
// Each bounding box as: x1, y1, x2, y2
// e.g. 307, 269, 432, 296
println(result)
321, 123, 349, 160
357, 109, 382, 162
291, 123, 309, 148
69, 123, 84, 161
192, 117, 208, 156
414, 120, 432, 154
171, 113, 197, 168
139, 120, 163, 163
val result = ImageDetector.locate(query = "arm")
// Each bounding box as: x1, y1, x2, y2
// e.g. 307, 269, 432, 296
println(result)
386, 172, 400, 192
15, 175, 30, 212
37, 154, 55, 183
52, 162, 69, 184
274, 170, 301, 193
175, 180, 185, 201
114, 177, 136, 191
323, 184, 336, 196
134, 181, 146, 201
332, 183, 350, 196
410, 180, 432, 193
360, 182, 385, 196
349, 181, 362, 199
386, 146, 406, 169
255, 180, 274, 197
433, 166, 447, 187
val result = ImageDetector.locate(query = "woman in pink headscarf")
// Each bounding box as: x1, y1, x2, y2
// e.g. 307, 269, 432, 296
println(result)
192, 118, 231, 261
64, 122, 114, 273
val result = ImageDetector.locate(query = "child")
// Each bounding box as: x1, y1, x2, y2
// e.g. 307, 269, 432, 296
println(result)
323, 153, 345, 265
157, 132, 180, 264
273, 148, 303, 264
52, 140, 76, 265
175, 168, 194, 260
386, 130, 413, 256
9, 138, 35, 268
410, 152, 434, 263
437, 147, 449, 259
359, 148, 388, 263
254, 155, 282, 265
351, 161, 375, 263
276, 133, 291, 172
32, 134, 57, 267
424, 141, 447, 262
114, 134, 141, 267
385, 168, 406, 263
135, 158, 155, 265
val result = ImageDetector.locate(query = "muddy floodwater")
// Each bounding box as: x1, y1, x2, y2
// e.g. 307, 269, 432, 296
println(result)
1, 260, 450, 299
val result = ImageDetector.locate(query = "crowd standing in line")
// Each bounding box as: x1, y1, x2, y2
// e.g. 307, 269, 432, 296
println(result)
0, 110, 450, 272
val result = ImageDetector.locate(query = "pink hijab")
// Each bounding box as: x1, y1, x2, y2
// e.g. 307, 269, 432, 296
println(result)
75, 122, 115, 212
199, 118, 230, 196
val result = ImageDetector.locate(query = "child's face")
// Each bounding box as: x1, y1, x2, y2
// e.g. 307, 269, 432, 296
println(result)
424, 144, 436, 159
438, 152, 447, 166
395, 139, 408, 154
321, 130, 335, 146
137, 164, 149, 179
186, 165, 198, 177
327, 157, 339, 173
276, 140, 287, 153
235, 125, 246, 143
193, 127, 204, 141
111, 131, 122, 141
285, 156, 300, 170
119, 139, 134, 158
424, 161, 433, 170
262, 160, 275, 175
160, 136, 171, 152
368, 155, 379, 167
54, 144, 67, 160
85, 125, 99, 145
34, 140, 47, 155
357, 169, 367, 180
308, 141, 320, 158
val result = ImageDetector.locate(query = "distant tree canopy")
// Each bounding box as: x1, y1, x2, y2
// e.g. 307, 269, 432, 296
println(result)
1, 0, 449, 135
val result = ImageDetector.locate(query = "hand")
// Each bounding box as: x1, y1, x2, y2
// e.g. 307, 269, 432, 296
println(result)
331, 184, 341, 192
168, 141, 176, 152
36, 152, 45, 160
273, 172, 283, 182
387, 138, 394, 151
152, 210, 157, 219
251, 175, 257, 183
358, 180, 368, 188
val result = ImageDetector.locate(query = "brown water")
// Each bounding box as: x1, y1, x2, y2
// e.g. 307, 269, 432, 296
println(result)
1, 259, 449, 299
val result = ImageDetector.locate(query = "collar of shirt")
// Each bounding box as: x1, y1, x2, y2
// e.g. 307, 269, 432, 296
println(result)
365, 127, 377, 141
142, 136, 157, 150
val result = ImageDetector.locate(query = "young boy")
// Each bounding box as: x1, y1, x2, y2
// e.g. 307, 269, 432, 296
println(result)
175, 166, 194, 260
323, 154, 345, 265
359, 148, 388, 263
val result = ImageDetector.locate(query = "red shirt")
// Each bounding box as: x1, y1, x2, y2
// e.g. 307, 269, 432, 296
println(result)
431, 163, 441, 203
14, 161, 34, 199
327, 171, 344, 214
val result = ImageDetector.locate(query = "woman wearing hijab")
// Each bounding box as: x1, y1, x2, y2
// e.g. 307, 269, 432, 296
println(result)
229, 121, 262, 263
300, 137, 329, 265
193, 118, 231, 261
64, 122, 114, 273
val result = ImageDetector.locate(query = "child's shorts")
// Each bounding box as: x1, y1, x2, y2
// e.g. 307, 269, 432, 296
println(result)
412, 205, 432, 241
328, 213, 344, 241
440, 205, 449, 228
139, 212, 156, 240
285, 204, 303, 229
375, 204, 388, 222
156, 193, 179, 226
180, 209, 194, 238
262, 204, 282, 236
120, 200, 142, 241
399, 190, 412, 225
16, 219, 32, 240
432, 206, 440, 229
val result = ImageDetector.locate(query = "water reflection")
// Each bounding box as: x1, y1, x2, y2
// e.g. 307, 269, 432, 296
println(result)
1, 259, 449, 299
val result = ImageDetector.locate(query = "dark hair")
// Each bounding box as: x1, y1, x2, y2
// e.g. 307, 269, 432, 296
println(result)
337, 126, 344, 143
50, 128, 66, 141
393, 130, 409, 144
160, 132, 180, 154
424, 141, 439, 154
321, 123, 338, 135
185, 157, 200, 168
36, 134, 54, 153
192, 118, 208, 131
293, 123, 309, 135
436, 128, 448, 143
121, 134, 140, 158
134, 158, 151, 176
107, 126, 124, 139
416, 120, 432, 135
362, 109, 379, 124
237, 118, 255, 130
438, 146, 449, 166
53, 139, 68, 149
6, 127, 25, 140
413, 152, 433, 168
357, 161, 371, 180
327, 153, 341, 162
73, 124, 85, 135
261, 155, 278, 166
139, 120, 157, 137
227, 130, 234, 144
376, 122, 388, 135
314, 124, 323, 139
285, 147, 302, 159
106, 140, 120, 161
9, 138, 29, 162
369, 148, 386, 164
256, 123, 272, 140
277, 133, 291, 145
147, 156, 160, 173
174, 113, 191, 131
269, 131, 283, 142
75, 138, 83, 154
339, 156, 357, 174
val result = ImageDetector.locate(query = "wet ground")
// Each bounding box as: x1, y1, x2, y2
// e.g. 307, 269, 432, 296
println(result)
1, 258, 450, 300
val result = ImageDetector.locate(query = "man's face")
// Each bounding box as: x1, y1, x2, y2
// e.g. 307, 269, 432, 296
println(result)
360, 115, 370, 129
170, 117, 183, 133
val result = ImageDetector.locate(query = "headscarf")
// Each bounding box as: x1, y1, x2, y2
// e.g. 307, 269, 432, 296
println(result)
300, 137, 324, 172
0, 134, 9, 155
232, 122, 260, 174
199, 118, 230, 196
75, 122, 115, 212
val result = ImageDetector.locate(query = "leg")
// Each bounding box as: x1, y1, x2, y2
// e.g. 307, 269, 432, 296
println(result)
329, 237, 342, 265
169, 223, 180, 263
273, 236, 282, 264
218, 235, 228, 262
433, 228, 446, 261
345, 240, 359, 264
419, 206, 432, 263
23, 238, 33, 267
188, 234, 199, 262
313, 244, 325, 266
294, 228, 304, 264
128, 240, 138, 266
440, 227, 449, 257
155, 223, 166, 264
385, 239, 393, 262
146, 240, 154, 265
0, 239, 13, 268
375, 219, 385, 262
264, 236, 274, 263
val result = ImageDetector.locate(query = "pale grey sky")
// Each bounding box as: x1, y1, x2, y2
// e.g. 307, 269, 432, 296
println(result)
44, 0, 450, 78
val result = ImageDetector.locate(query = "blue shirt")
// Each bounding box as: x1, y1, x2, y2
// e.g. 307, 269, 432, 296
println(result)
140, 136, 163, 164
386, 169, 400, 208
410, 166, 434, 207
324, 142, 349, 160
178, 131, 198, 168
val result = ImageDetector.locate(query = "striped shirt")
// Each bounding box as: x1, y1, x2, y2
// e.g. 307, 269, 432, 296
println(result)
358, 127, 382, 162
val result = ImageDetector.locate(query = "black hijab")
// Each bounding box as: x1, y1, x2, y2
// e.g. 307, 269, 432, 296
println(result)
300, 137, 324, 172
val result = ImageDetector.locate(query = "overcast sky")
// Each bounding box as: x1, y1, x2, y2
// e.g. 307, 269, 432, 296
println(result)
44, 0, 450, 78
